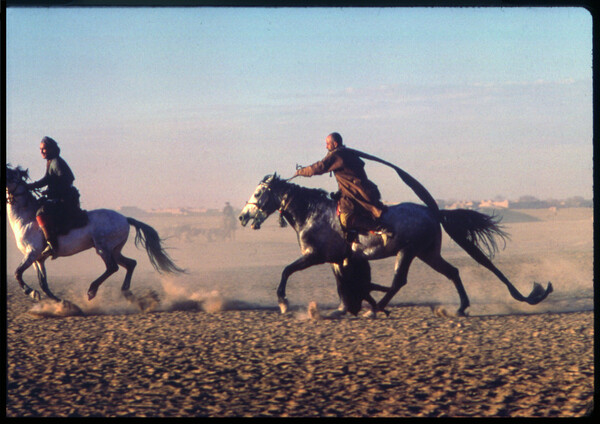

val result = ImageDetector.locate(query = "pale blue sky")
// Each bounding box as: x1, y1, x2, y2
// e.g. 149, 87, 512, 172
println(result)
5, 7, 593, 210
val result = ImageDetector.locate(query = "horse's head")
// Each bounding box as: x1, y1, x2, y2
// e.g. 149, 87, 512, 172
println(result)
239, 173, 283, 230
6, 164, 30, 197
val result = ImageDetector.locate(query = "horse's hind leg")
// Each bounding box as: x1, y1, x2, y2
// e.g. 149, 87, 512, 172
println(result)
419, 251, 470, 316
33, 259, 60, 302
87, 249, 119, 301
376, 250, 416, 312
116, 252, 136, 299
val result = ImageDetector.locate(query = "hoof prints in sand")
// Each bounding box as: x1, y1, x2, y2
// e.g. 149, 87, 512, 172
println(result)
6, 300, 594, 417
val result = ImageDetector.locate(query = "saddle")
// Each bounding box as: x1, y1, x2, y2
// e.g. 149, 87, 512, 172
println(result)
51, 186, 89, 235
56, 207, 89, 235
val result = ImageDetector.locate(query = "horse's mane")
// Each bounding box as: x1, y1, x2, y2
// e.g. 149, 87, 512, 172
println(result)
269, 174, 333, 210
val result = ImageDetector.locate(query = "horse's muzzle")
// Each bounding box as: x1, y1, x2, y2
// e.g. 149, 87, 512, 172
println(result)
239, 208, 267, 230
238, 212, 260, 229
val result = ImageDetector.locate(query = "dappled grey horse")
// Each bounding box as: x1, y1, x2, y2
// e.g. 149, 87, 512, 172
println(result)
239, 173, 553, 316
6, 164, 184, 305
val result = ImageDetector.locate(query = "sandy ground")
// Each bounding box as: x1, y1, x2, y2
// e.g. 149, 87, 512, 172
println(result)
5, 207, 594, 417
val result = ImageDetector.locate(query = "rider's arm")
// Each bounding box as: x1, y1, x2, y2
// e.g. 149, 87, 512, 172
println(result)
27, 174, 49, 190
295, 152, 341, 177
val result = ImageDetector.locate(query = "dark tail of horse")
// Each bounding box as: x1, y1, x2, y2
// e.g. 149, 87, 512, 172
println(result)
440, 209, 553, 304
127, 218, 185, 274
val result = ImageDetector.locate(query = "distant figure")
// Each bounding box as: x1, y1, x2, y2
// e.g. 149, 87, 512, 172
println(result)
222, 201, 237, 240
27, 136, 87, 257
294, 132, 394, 243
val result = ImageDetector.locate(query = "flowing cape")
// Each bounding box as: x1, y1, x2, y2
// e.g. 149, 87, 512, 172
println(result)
345, 148, 440, 216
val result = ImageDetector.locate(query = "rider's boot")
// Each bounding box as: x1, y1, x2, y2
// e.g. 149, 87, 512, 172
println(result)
36, 214, 58, 259
351, 214, 395, 244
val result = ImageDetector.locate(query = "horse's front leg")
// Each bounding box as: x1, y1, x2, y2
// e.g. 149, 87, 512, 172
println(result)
277, 254, 320, 314
15, 252, 42, 301
33, 259, 60, 302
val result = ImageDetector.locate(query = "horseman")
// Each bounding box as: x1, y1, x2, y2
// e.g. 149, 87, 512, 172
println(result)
294, 132, 394, 243
27, 136, 85, 257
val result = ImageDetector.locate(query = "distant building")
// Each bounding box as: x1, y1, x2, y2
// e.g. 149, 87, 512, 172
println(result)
478, 199, 509, 209
447, 200, 475, 210
147, 207, 208, 216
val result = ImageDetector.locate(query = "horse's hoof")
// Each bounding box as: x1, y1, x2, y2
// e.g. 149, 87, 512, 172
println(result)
457, 307, 470, 317
307, 301, 321, 320
87, 291, 96, 301
132, 290, 160, 312
279, 299, 289, 314
433, 306, 450, 317
362, 309, 376, 319
122, 289, 135, 302
327, 309, 346, 318
30, 290, 42, 301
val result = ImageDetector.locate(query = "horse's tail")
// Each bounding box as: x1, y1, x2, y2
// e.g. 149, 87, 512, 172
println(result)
440, 209, 553, 305
127, 218, 185, 274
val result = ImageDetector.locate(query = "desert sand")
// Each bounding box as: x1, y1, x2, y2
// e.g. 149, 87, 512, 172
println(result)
5, 207, 594, 417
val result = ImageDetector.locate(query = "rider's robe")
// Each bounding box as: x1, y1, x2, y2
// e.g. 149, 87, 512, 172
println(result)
296, 146, 386, 222
29, 156, 75, 201
29, 156, 87, 231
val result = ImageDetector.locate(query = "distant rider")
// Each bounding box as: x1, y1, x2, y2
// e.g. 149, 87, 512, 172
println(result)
222, 201, 237, 240
27, 136, 81, 257
294, 132, 394, 243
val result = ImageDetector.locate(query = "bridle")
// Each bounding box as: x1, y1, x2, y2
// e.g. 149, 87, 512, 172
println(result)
245, 179, 295, 217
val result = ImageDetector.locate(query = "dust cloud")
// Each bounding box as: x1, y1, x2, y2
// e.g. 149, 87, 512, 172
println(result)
7, 207, 593, 319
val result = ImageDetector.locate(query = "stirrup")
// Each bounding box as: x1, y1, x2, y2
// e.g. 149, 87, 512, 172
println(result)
375, 222, 395, 238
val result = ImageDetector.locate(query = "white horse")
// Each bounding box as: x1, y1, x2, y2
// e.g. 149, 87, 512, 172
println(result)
6, 164, 184, 304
